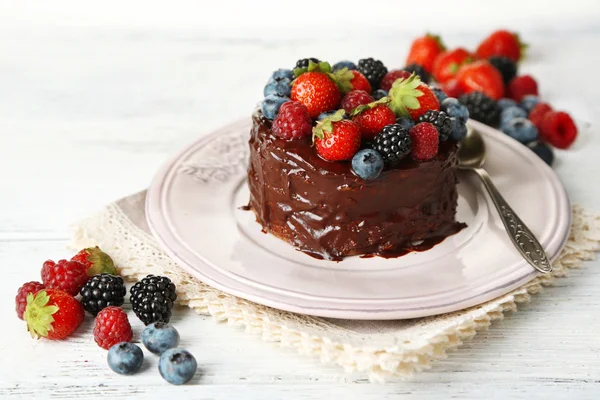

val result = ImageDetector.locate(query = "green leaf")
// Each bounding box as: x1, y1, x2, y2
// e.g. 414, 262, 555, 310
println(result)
328, 67, 354, 94
23, 290, 59, 339
312, 109, 345, 142
388, 73, 423, 117
294, 60, 332, 78
349, 97, 391, 117
85, 247, 118, 276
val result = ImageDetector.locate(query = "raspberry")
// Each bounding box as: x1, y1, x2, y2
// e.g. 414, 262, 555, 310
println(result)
16, 281, 44, 319
539, 111, 578, 149
340, 90, 374, 114
508, 75, 538, 102
528, 102, 553, 129
349, 70, 372, 93
41, 259, 89, 296
271, 101, 312, 140
379, 69, 411, 92
409, 122, 439, 161
94, 306, 133, 350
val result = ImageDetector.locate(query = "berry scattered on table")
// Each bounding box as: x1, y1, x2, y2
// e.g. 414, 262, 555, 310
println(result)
431, 87, 448, 104
357, 58, 388, 89
507, 75, 538, 102
332, 60, 357, 72
313, 110, 362, 161
71, 246, 117, 276
130, 275, 178, 325
291, 71, 340, 118
488, 56, 517, 86
441, 98, 469, 124
94, 306, 133, 350
79, 273, 127, 316
263, 78, 292, 97
351, 103, 396, 140
261, 94, 290, 120
403, 63, 430, 84
476, 30, 525, 62
142, 322, 181, 355
409, 122, 440, 161
380, 69, 411, 92
497, 98, 518, 111
458, 92, 500, 126
520, 95, 540, 115
528, 102, 553, 129
539, 111, 578, 149
527, 141, 554, 166
395, 117, 415, 131
500, 105, 527, 127
158, 348, 198, 385
271, 101, 312, 140
389, 74, 439, 120
16, 281, 45, 320
340, 90, 374, 114
372, 89, 388, 101
108, 342, 144, 375
501, 117, 539, 144
417, 110, 452, 141
24, 289, 84, 340
455, 60, 504, 100
41, 259, 89, 296
373, 124, 412, 166
406, 34, 445, 73
349, 70, 372, 93
295, 58, 320, 70
432, 48, 471, 84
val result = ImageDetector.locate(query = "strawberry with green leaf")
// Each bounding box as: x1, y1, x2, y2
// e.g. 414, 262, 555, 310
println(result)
23, 289, 85, 340
389, 74, 440, 120
432, 48, 472, 84
350, 98, 396, 140
313, 109, 361, 161
71, 246, 117, 276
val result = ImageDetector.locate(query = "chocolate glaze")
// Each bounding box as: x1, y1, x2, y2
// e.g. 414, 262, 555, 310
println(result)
247, 110, 464, 261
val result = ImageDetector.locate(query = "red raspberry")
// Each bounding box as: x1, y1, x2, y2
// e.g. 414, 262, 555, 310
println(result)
314, 120, 361, 161
71, 246, 117, 276
16, 281, 45, 319
272, 101, 312, 140
341, 90, 374, 114
24, 289, 85, 340
93, 306, 133, 350
349, 70, 372, 93
41, 259, 89, 296
409, 122, 439, 161
379, 69, 411, 92
539, 111, 578, 149
352, 104, 397, 140
508, 75, 538, 102
528, 102, 553, 129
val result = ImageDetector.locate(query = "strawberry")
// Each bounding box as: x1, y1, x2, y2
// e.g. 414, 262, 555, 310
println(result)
380, 69, 411, 92
23, 289, 85, 340
313, 110, 361, 161
16, 281, 44, 319
529, 102, 553, 129
71, 246, 117, 276
540, 111, 578, 149
406, 34, 446, 73
455, 60, 504, 100
409, 122, 439, 161
351, 101, 396, 140
349, 70, 372, 93
389, 74, 440, 121
507, 75, 538, 102
441, 79, 463, 98
41, 259, 89, 296
432, 48, 472, 84
291, 71, 340, 118
340, 90, 374, 114
476, 30, 526, 62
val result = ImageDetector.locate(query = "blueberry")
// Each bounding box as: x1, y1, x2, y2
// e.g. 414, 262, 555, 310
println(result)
520, 95, 540, 115
441, 98, 469, 124
142, 322, 180, 355
500, 106, 527, 126
450, 118, 468, 141
395, 117, 415, 131
317, 110, 347, 121
271, 69, 294, 82
332, 60, 357, 71
264, 78, 291, 97
261, 94, 289, 120
498, 98, 518, 111
352, 149, 384, 180
372, 89, 388, 100
527, 141, 554, 166
107, 342, 144, 375
159, 348, 198, 385
501, 117, 539, 144
431, 87, 448, 104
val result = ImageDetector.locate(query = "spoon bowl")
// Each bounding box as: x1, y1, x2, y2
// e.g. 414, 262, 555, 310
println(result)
458, 126, 486, 169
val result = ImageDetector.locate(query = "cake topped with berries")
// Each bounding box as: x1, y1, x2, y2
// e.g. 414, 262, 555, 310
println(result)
247, 57, 469, 260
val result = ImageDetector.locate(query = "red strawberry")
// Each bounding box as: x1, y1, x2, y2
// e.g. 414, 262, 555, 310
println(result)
16, 281, 44, 319
272, 101, 312, 140
389, 74, 440, 120
94, 306, 133, 350
441, 79, 463, 98
409, 122, 439, 161
349, 70, 371, 93
41, 259, 89, 296
24, 289, 85, 340
313, 110, 361, 161
455, 60, 504, 100
432, 48, 472, 84
406, 34, 446, 73
380, 69, 411, 92
351, 104, 396, 140
507, 75, 538, 102
291, 71, 340, 118
71, 246, 117, 276
476, 30, 526, 62
341, 90, 374, 114
540, 111, 577, 149
529, 102, 553, 129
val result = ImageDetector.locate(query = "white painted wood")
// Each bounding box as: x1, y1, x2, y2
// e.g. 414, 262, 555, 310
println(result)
1, 1, 600, 398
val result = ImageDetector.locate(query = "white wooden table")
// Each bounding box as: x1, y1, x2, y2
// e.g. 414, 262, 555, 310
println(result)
2, 2, 600, 398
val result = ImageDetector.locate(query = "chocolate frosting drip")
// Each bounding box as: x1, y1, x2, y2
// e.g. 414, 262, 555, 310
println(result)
247, 110, 464, 261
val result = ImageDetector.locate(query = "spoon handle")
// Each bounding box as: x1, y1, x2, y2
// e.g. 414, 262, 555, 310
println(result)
472, 167, 552, 274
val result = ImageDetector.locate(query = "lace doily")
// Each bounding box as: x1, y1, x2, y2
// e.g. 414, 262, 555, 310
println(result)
70, 191, 600, 382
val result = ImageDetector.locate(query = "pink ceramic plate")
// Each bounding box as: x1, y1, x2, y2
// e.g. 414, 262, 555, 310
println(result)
146, 119, 570, 320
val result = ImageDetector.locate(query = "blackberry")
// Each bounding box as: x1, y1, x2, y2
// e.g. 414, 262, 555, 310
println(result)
373, 124, 412, 166
488, 56, 517, 85
417, 110, 452, 141
404, 63, 430, 84
295, 58, 320, 69
459, 92, 500, 126
357, 58, 388, 89
130, 275, 177, 325
79, 274, 126, 316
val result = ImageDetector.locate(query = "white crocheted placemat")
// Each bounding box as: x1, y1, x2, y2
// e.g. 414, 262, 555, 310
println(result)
70, 191, 600, 382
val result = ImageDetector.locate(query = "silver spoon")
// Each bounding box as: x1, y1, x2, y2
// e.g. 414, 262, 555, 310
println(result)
458, 125, 552, 274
